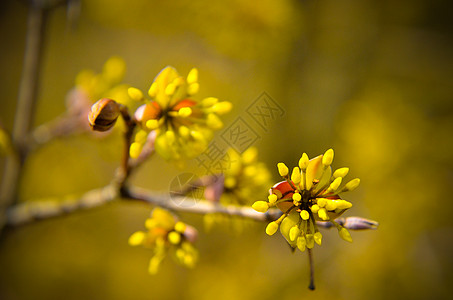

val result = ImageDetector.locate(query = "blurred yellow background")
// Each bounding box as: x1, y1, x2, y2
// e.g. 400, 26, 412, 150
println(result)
1, 0, 452, 299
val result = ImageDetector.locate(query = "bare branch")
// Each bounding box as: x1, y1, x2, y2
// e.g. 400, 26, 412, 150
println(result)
0, 4, 48, 229
6, 184, 379, 231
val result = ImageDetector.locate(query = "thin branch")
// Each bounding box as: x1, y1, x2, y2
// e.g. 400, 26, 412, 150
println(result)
5, 183, 379, 230
0, 3, 47, 228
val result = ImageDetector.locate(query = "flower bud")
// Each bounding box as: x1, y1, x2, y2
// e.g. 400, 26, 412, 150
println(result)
168, 231, 181, 244
299, 153, 309, 170
300, 210, 310, 220
297, 236, 306, 252
333, 167, 349, 178
88, 98, 120, 131
289, 226, 300, 241
252, 201, 269, 213
291, 167, 301, 184
314, 232, 323, 245
339, 227, 353, 242
322, 148, 334, 166
277, 162, 289, 177
265, 221, 279, 236
343, 178, 361, 192
343, 217, 379, 230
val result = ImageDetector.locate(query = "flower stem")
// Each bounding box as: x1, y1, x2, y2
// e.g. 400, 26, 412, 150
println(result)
116, 105, 136, 190
307, 248, 315, 290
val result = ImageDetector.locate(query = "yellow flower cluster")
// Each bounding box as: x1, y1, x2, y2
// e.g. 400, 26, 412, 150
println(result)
252, 149, 360, 251
128, 66, 232, 161
75, 56, 131, 106
128, 207, 198, 274
203, 147, 272, 233
221, 147, 272, 205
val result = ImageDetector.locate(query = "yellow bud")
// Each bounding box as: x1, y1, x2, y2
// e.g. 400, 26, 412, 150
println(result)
135, 130, 148, 143
175, 221, 186, 233
178, 126, 190, 137
314, 232, 323, 245
187, 68, 198, 84
206, 113, 223, 129
128, 87, 144, 101
306, 234, 315, 249
148, 256, 162, 274
102, 56, 126, 82
300, 210, 310, 220
129, 142, 142, 158
168, 231, 181, 244
145, 218, 156, 229
325, 200, 337, 211
201, 97, 218, 107
211, 101, 232, 114
242, 147, 257, 164
268, 194, 278, 204
148, 82, 157, 98
329, 177, 342, 192
146, 119, 159, 130
339, 227, 353, 242
317, 198, 327, 208
297, 236, 306, 252
322, 148, 334, 166
289, 226, 300, 241
128, 231, 145, 246
175, 248, 185, 260
291, 167, 301, 184
165, 83, 176, 95
336, 200, 352, 209
224, 177, 236, 188
277, 163, 289, 177
310, 204, 320, 213
344, 178, 360, 192
190, 130, 205, 142
187, 83, 199, 95
178, 107, 192, 117
292, 192, 301, 202
333, 167, 349, 178
252, 201, 269, 213
183, 254, 195, 267
318, 208, 329, 220
299, 153, 309, 170
265, 221, 279, 236
165, 131, 175, 144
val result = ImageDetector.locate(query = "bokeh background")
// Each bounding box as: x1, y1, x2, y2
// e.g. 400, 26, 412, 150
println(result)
1, 0, 452, 299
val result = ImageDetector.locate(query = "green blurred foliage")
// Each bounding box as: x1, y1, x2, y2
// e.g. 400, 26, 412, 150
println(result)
1, 0, 452, 299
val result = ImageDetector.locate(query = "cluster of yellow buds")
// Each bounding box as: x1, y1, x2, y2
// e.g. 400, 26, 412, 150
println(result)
128, 207, 198, 274
75, 56, 131, 106
128, 66, 232, 161
252, 149, 360, 251
202, 147, 272, 232
221, 147, 272, 205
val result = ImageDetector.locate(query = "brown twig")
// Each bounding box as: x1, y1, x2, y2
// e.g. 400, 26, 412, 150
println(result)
0, 3, 48, 229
